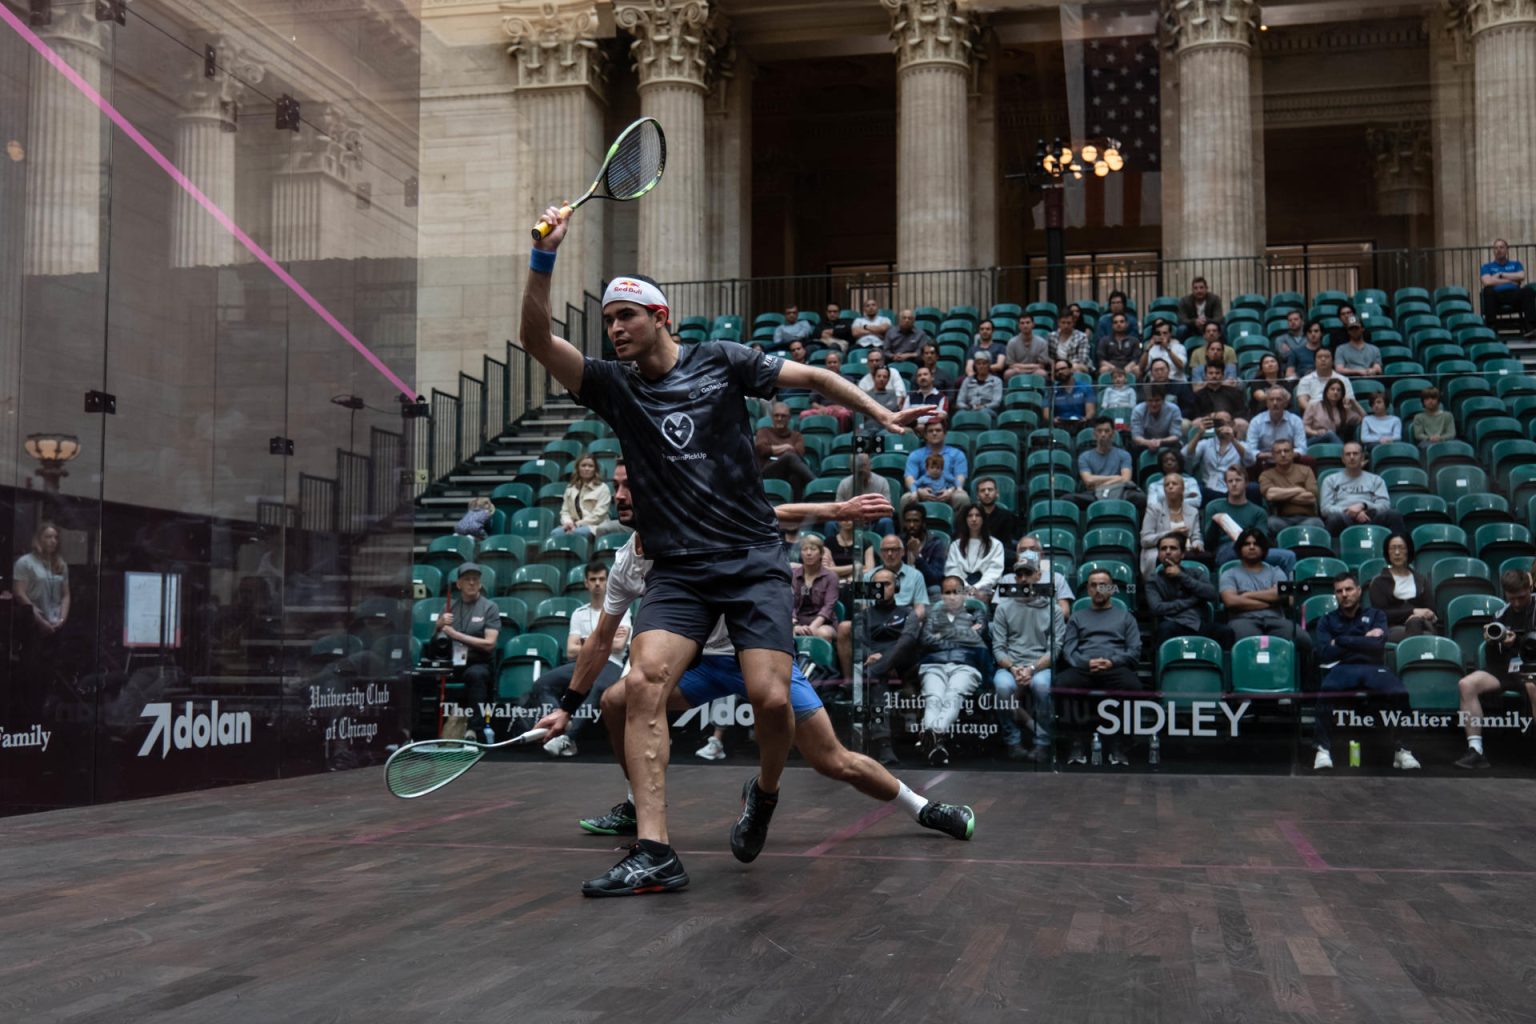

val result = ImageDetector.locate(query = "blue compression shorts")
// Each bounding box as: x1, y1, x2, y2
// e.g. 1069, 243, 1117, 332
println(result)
677, 655, 824, 722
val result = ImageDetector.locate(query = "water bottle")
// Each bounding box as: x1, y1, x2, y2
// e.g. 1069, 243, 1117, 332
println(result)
1090, 734, 1103, 766
1348, 740, 1361, 768
1148, 734, 1161, 767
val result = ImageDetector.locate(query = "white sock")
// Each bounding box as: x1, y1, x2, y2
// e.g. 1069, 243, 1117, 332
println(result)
893, 782, 928, 820
1469, 736, 1484, 754
626, 783, 635, 804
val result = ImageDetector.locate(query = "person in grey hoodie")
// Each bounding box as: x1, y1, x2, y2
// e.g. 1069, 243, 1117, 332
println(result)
1320, 441, 1407, 535
1055, 567, 1143, 765
990, 553, 1065, 762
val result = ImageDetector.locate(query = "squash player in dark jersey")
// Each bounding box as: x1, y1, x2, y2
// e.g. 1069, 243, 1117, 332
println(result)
522, 206, 934, 895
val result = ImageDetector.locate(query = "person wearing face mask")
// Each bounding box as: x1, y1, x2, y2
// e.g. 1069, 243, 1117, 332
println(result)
1055, 569, 1142, 766
990, 554, 1065, 762
916, 576, 990, 766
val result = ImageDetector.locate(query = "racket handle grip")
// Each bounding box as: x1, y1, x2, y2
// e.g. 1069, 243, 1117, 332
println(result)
516, 727, 551, 743
530, 205, 573, 241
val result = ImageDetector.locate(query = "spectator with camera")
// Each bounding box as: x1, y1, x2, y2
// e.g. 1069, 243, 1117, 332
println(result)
1454, 569, 1536, 769
853, 567, 924, 766
990, 553, 1065, 762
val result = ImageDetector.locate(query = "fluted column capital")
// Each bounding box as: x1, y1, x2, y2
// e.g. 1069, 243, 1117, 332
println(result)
278, 104, 362, 182
614, 0, 713, 89
880, 0, 976, 71
1160, 0, 1259, 52
501, 0, 609, 93
30, 5, 113, 56
180, 38, 265, 129
1444, 0, 1536, 38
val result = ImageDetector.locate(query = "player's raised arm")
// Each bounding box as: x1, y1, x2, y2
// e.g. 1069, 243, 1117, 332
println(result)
775, 361, 936, 435
520, 205, 586, 396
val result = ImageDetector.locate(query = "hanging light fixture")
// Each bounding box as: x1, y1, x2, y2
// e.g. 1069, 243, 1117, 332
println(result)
24, 432, 81, 493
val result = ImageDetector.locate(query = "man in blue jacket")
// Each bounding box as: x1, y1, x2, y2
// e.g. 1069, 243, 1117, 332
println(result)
1311, 571, 1421, 772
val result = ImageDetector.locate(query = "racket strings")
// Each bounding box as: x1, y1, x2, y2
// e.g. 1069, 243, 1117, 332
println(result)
384, 743, 484, 798
603, 122, 664, 199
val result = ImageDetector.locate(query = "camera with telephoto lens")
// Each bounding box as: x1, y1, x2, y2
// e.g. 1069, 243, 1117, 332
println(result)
1483, 621, 1536, 662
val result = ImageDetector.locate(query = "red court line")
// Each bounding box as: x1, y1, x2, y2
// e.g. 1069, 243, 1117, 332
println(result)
0, 4, 418, 400
1276, 819, 1329, 871
801, 770, 952, 857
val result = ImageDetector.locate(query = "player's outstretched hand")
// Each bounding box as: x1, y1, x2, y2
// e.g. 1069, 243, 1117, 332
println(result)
835, 493, 895, 524
886, 405, 938, 434
533, 708, 571, 737
535, 204, 570, 251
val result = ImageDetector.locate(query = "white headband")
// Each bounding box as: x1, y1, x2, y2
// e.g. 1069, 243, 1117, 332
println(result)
602, 277, 669, 318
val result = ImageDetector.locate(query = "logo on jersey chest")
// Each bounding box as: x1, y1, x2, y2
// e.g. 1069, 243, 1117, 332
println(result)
661, 412, 695, 449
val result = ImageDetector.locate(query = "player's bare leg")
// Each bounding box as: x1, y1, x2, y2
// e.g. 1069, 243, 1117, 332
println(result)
738, 648, 795, 795
622, 629, 699, 845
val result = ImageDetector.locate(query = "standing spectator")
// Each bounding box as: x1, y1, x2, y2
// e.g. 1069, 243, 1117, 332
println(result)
965, 319, 1007, 377
1302, 377, 1362, 446
1004, 314, 1049, 379
1359, 392, 1402, 447
1093, 291, 1139, 342
1139, 473, 1206, 577
1050, 308, 1093, 371
858, 349, 909, 400
1076, 417, 1138, 507
1205, 466, 1298, 573
434, 564, 500, 745
1295, 347, 1356, 412
946, 504, 1006, 604
1177, 276, 1224, 341
901, 420, 968, 514
917, 577, 990, 766
1320, 442, 1408, 535
1049, 358, 1097, 426
851, 298, 892, 349
974, 477, 1018, 548
1274, 310, 1307, 369
754, 402, 816, 499
772, 304, 814, 348
1190, 361, 1249, 436
1245, 353, 1292, 417
537, 561, 631, 756
1246, 387, 1309, 459
1259, 438, 1324, 536
801, 349, 853, 432
1334, 321, 1383, 378
1410, 386, 1455, 449
1219, 530, 1312, 661
456, 496, 496, 542
13, 521, 69, 702
991, 553, 1065, 762
1186, 413, 1254, 504
851, 567, 924, 766
1100, 366, 1138, 416
1311, 572, 1420, 771
791, 534, 839, 643
907, 365, 950, 427
1095, 313, 1142, 375
955, 356, 1003, 414
1139, 318, 1187, 378
899, 504, 950, 591
553, 454, 612, 538
1284, 318, 1327, 379
1367, 533, 1438, 643
1145, 532, 1232, 649
1479, 238, 1536, 333
1130, 386, 1183, 453
885, 308, 930, 363
1016, 534, 1076, 618
1454, 569, 1536, 769
1056, 568, 1142, 765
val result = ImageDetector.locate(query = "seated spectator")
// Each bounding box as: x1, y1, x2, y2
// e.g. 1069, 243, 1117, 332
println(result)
772, 304, 814, 348
1320, 442, 1408, 535
835, 453, 894, 534
1285, 317, 1326, 379
862, 533, 929, 612
824, 518, 862, 585
1302, 377, 1362, 446
791, 534, 840, 643
1295, 347, 1356, 411
858, 349, 909, 400
456, 496, 495, 542
1100, 366, 1138, 416
1367, 533, 1438, 643
1050, 308, 1093, 372
1095, 312, 1142, 375
917, 576, 990, 765
775, 339, 813, 401
917, 341, 957, 404
906, 365, 950, 428
433, 564, 500, 745
849, 567, 923, 765
1334, 321, 1383, 377
974, 476, 1018, 548
965, 319, 1007, 377
900, 504, 950, 591
1176, 275, 1223, 341
1130, 386, 1183, 454
851, 298, 892, 349
1142, 356, 1196, 414
862, 366, 904, 432
1359, 392, 1402, 448
991, 552, 1064, 762
902, 420, 969, 514
1245, 353, 1294, 417
946, 504, 1006, 604
1146, 531, 1233, 650
801, 349, 853, 432
818, 302, 852, 351
1004, 314, 1049, 379
1410, 386, 1455, 449
1189, 361, 1249, 437
1049, 358, 1097, 426
1076, 416, 1141, 508
911, 450, 961, 512
1186, 413, 1254, 505
1479, 238, 1536, 333
1139, 473, 1207, 577
1219, 529, 1312, 659
1205, 466, 1297, 572
1015, 533, 1075, 618
1274, 310, 1307, 371
1246, 387, 1308, 460
1093, 290, 1139, 343
1454, 569, 1536, 769
536, 560, 630, 756
955, 356, 1002, 414
885, 308, 930, 363
1311, 571, 1419, 771
755, 402, 816, 499
1148, 448, 1203, 513
553, 454, 612, 538
1258, 437, 1323, 536
1056, 568, 1142, 765
1185, 332, 1237, 382
1139, 317, 1187, 379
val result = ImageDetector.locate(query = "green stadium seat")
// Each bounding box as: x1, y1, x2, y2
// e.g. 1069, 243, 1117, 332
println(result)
1293, 557, 1348, 598
950, 410, 995, 433
1307, 443, 1344, 476
529, 596, 583, 650
540, 533, 592, 573
490, 482, 535, 515
1300, 593, 1338, 631
372, 635, 421, 674
310, 633, 362, 663
510, 507, 557, 541
922, 501, 955, 533
976, 429, 1021, 456
1394, 635, 1466, 708
1369, 443, 1421, 474
1230, 636, 1296, 694
1436, 465, 1489, 507
498, 597, 529, 634
1074, 559, 1135, 591
535, 482, 567, 511
411, 564, 443, 599
1026, 473, 1079, 504
411, 598, 444, 643
1475, 523, 1534, 568
1277, 525, 1336, 561
762, 478, 794, 505
1028, 499, 1081, 532
1026, 448, 1075, 476
447, 563, 499, 597
1338, 525, 1391, 568
1380, 467, 1430, 497
1429, 556, 1493, 621
1085, 500, 1138, 534
507, 564, 560, 605
1509, 466, 1536, 515
423, 534, 475, 574
1455, 494, 1513, 537
1445, 594, 1505, 668
1489, 440, 1536, 488
1026, 428, 1073, 451
497, 634, 561, 699
1081, 527, 1137, 564
1412, 524, 1471, 575
796, 636, 837, 673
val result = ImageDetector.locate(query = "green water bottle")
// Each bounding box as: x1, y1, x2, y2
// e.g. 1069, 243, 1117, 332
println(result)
1348, 740, 1361, 768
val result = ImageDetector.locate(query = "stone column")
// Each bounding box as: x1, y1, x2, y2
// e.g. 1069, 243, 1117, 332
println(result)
969, 25, 998, 270
882, 0, 975, 275
614, 0, 714, 288
24, 9, 111, 276
1249, 45, 1267, 259
1367, 124, 1434, 217
171, 42, 263, 268
1430, 5, 1477, 249
1163, 0, 1260, 282
504, 0, 609, 336
1448, 0, 1536, 243
1158, 20, 1184, 262
705, 37, 751, 282
270, 105, 363, 262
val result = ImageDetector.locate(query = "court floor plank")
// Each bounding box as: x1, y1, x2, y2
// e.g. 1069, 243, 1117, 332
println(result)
2, 765, 1536, 1023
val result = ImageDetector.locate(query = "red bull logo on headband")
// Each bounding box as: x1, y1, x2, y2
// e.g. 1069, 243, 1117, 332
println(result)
602, 276, 670, 314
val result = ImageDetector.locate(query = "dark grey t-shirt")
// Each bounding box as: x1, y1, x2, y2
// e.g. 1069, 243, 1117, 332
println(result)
448, 593, 501, 664
579, 342, 783, 558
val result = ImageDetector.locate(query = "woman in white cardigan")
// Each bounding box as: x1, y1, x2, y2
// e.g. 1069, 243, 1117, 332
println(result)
552, 454, 612, 539
945, 504, 1006, 603
1138, 473, 1206, 577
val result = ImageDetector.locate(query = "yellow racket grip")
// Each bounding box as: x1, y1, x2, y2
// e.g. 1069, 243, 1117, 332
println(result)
531, 204, 573, 241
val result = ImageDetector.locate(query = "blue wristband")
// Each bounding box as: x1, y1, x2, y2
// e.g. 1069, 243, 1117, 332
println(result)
530, 248, 557, 274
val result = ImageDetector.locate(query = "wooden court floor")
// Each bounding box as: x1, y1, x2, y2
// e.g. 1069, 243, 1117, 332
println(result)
3, 762, 1536, 1023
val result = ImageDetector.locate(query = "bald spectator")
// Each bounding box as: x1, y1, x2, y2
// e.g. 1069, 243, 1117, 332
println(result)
885, 308, 930, 363
858, 349, 909, 400
754, 402, 815, 499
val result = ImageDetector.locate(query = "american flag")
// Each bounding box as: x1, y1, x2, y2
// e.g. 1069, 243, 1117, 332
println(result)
1074, 12, 1162, 228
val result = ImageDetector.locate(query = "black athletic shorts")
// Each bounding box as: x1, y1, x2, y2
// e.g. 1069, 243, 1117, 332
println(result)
635, 545, 794, 656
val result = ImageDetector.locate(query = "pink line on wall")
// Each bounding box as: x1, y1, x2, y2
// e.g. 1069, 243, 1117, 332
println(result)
0, 4, 419, 400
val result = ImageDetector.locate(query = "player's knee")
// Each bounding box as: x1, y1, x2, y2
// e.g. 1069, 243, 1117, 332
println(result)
627, 656, 673, 690
750, 685, 791, 717
600, 681, 627, 716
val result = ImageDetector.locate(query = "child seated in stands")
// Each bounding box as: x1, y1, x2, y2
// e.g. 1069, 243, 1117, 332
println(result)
455, 496, 495, 541
1099, 366, 1138, 422
912, 451, 960, 505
